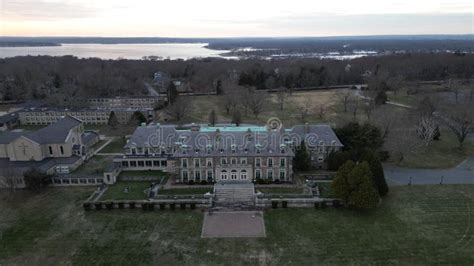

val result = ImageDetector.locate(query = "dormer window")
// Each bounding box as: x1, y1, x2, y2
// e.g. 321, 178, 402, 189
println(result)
195, 149, 199, 154
220, 148, 224, 153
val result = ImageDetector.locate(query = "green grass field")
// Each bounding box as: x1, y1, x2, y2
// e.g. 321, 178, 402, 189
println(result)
99, 137, 127, 153
73, 155, 114, 175
399, 130, 474, 169
100, 181, 151, 200
1, 185, 472, 265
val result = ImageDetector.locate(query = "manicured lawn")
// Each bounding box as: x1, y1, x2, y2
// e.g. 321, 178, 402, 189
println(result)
1, 185, 473, 264
73, 155, 114, 175
99, 137, 127, 153
316, 182, 334, 198
256, 187, 304, 194
158, 187, 212, 195
100, 181, 152, 200
398, 130, 474, 169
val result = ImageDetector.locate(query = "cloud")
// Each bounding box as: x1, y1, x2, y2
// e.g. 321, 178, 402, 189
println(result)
0, 0, 99, 20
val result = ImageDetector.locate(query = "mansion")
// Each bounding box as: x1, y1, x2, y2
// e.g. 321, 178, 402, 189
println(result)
0, 116, 99, 188
105, 123, 343, 184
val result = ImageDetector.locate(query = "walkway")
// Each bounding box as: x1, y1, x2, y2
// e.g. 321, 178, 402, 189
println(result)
201, 211, 266, 238
384, 156, 474, 186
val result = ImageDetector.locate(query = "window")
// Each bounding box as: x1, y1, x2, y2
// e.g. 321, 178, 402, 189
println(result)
220, 158, 227, 165
207, 170, 213, 181
279, 170, 286, 179
240, 158, 247, 164
240, 170, 247, 180
60, 146, 64, 155
161, 160, 167, 167
138, 161, 145, 167
182, 171, 189, 181
194, 158, 200, 167
195, 171, 201, 181
122, 161, 129, 167
146, 161, 152, 167
318, 156, 324, 162
182, 158, 188, 168
231, 170, 237, 180
130, 161, 137, 167
153, 160, 160, 167
268, 158, 273, 167
267, 170, 273, 179
206, 158, 213, 167
221, 170, 228, 180
49, 146, 53, 155
231, 158, 237, 164
280, 158, 286, 167
255, 158, 261, 167
131, 148, 136, 155
255, 169, 261, 179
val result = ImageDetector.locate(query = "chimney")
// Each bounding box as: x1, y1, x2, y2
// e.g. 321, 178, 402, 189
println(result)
304, 122, 309, 134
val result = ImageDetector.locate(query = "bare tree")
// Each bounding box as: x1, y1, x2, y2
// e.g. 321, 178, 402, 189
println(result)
318, 105, 326, 119
339, 91, 353, 113
167, 97, 193, 122
241, 87, 268, 118
363, 100, 376, 121
347, 98, 360, 120
385, 127, 422, 163
275, 88, 289, 111
298, 98, 313, 123
442, 103, 473, 148
372, 105, 397, 138
417, 116, 438, 146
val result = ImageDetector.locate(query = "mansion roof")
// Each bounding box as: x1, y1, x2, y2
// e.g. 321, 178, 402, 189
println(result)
125, 123, 343, 157
0, 116, 81, 145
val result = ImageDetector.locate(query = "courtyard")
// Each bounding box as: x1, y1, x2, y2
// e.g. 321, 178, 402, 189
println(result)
0, 185, 472, 265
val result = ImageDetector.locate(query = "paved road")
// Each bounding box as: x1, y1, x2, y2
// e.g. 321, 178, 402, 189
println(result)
384, 157, 474, 186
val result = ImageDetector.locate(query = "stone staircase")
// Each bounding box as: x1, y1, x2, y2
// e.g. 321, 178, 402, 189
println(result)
213, 182, 256, 209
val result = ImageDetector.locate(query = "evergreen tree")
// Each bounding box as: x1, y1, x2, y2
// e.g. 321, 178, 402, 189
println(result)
129, 111, 147, 126
168, 82, 179, 104
332, 160, 355, 203
24, 168, 50, 192
215, 79, 223, 95
108, 111, 119, 129
327, 151, 352, 171
209, 109, 217, 126
231, 109, 242, 126
293, 140, 311, 171
347, 162, 380, 209
360, 149, 389, 197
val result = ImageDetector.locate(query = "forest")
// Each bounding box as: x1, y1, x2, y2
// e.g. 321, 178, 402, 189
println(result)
0, 52, 473, 102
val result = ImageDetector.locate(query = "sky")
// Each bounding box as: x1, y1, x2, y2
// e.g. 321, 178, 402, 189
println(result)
0, 0, 473, 37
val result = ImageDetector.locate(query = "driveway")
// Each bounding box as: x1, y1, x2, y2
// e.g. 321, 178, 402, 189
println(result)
384, 156, 474, 186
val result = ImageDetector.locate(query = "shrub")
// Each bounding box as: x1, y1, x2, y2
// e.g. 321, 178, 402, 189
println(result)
129, 202, 136, 209
188, 180, 195, 185
271, 201, 278, 209
190, 203, 196, 210
274, 179, 281, 184
282, 201, 288, 208
200, 180, 208, 185
333, 200, 341, 208
83, 202, 91, 211
327, 151, 352, 171
378, 151, 390, 162
321, 201, 327, 209
180, 203, 186, 210
141, 203, 148, 210
314, 202, 320, 209
105, 202, 114, 210
118, 202, 124, 209
149, 203, 155, 210
159, 203, 166, 210
94, 203, 102, 210
170, 203, 176, 210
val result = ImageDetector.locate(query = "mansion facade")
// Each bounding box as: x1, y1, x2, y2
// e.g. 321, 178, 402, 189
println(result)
105, 123, 343, 184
